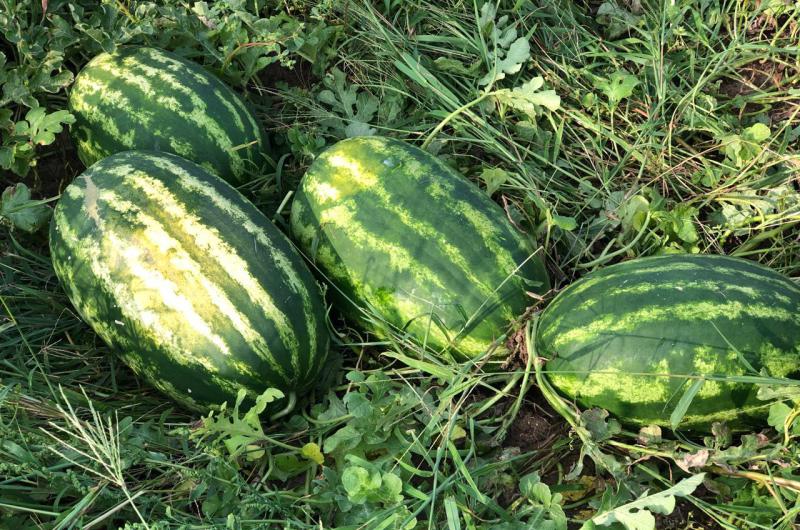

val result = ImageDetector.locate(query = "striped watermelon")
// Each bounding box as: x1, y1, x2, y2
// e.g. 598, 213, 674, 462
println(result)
49, 151, 329, 411
290, 136, 550, 359
537, 254, 800, 430
68, 47, 267, 183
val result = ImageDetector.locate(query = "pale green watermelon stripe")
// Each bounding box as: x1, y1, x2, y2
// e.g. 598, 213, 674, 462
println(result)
111, 166, 302, 379
543, 278, 797, 332
69, 76, 139, 148
311, 202, 498, 355
97, 188, 291, 383
85, 53, 246, 176
309, 176, 504, 314
158, 154, 317, 377
551, 299, 796, 350
53, 204, 234, 378
310, 153, 515, 320
318, 149, 525, 281
140, 48, 262, 148
315, 201, 449, 293
550, 258, 799, 305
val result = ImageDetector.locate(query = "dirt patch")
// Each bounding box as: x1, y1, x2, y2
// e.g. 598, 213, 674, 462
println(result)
256, 59, 317, 91
1, 130, 84, 197
505, 406, 556, 451
655, 496, 725, 529
718, 58, 800, 125
719, 59, 787, 99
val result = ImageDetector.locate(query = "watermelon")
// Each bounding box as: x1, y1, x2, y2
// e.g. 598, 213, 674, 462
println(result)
537, 254, 800, 430
290, 136, 550, 359
68, 46, 267, 183
50, 151, 329, 411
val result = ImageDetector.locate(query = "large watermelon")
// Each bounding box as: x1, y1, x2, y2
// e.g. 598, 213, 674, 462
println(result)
537, 254, 800, 430
68, 47, 267, 183
50, 151, 329, 411
290, 136, 550, 359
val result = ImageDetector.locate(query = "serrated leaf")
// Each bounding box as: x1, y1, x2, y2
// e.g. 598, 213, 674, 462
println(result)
580, 408, 621, 442
344, 120, 376, 138
594, 71, 639, 107
191, 387, 284, 462
587, 474, 705, 530
480, 167, 510, 196
479, 30, 531, 86
24, 107, 75, 146
493, 77, 561, 120
323, 424, 362, 454
1, 183, 51, 232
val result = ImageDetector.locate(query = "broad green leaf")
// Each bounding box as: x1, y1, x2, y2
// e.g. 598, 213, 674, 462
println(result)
550, 214, 577, 231
0, 183, 51, 232
586, 474, 705, 530
767, 402, 792, 434
580, 408, 621, 442
480, 167, 510, 196
743, 122, 770, 142
493, 77, 561, 119
594, 71, 639, 107
24, 107, 75, 145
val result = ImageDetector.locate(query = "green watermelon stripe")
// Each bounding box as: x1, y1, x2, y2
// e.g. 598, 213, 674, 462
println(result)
292, 136, 550, 358
538, 254, 800, 430
156, 155, 321, 380
52, 204, 256, 384
83, 54, 245, 175
112, 168, 302, 380
69, 47, 265, 183
550, 299, 796, 350
309, 157, 520, 325
121, 154, 312, 383
323, 141, 529, 275
542, 279, 796, 334
553, 258, 800, 306
96, 188, 293, 382
51, 151, 329, 410
309, 145, 533, 321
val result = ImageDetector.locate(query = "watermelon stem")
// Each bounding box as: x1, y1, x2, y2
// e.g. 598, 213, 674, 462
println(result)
269, 391, 297, 422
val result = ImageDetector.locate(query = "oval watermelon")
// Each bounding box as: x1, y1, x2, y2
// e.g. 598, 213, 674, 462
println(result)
290, 136, 550, 359
50, 151, 329, 411
537, 254, 800, 430
68, 46, 267, 183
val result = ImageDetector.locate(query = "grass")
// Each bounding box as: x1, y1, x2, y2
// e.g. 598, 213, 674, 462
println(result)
2, 0, 800, 528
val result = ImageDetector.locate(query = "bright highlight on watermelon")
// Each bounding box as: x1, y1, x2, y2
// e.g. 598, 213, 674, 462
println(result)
290, 136, 550, 360
68, 46, 268, 183
49, 151, 330, 411
536, 254, 800, 431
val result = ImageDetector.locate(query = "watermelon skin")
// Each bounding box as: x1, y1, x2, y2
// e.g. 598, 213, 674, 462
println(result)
290, 136, 550, 359
537, 254, 800, 430
68, 47, 266, 183
49, 151, 329, 411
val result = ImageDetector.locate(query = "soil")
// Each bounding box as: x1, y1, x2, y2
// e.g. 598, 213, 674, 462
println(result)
256, 59, 317, 91
655, 496, 725, 529
718, 57, 799, 125
1, 129, 84, 198
504, 404, 559, 451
